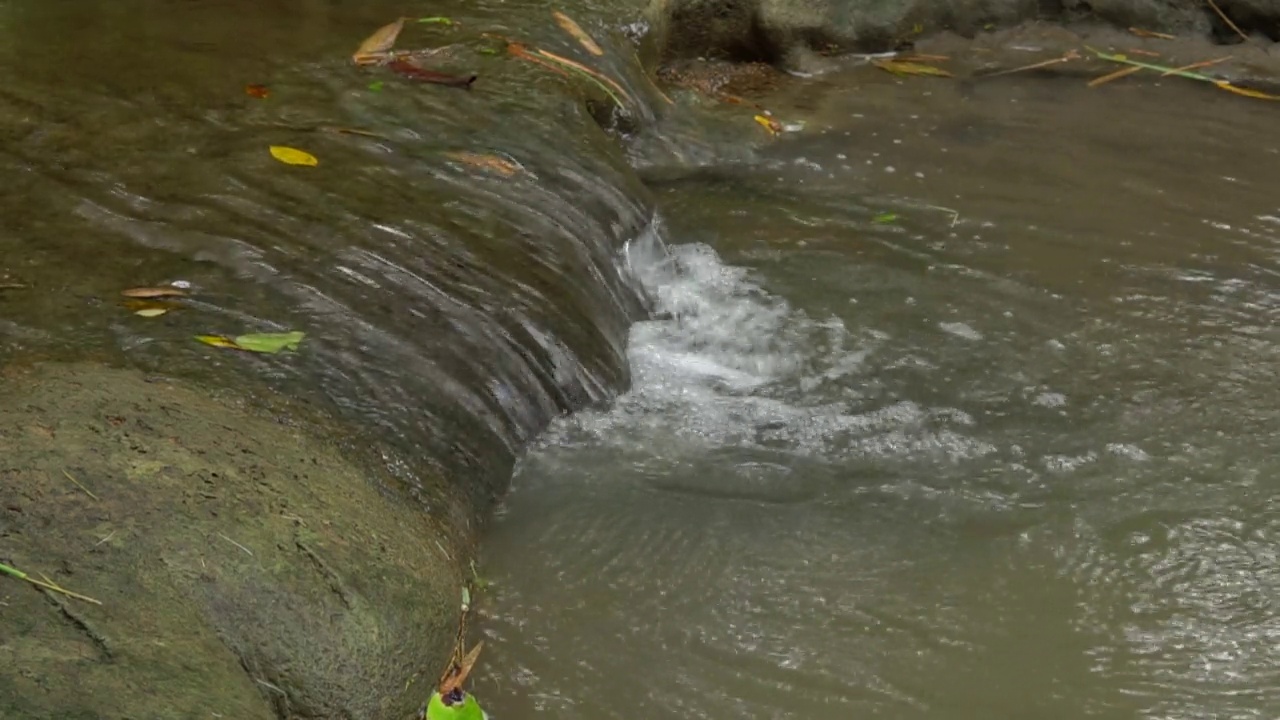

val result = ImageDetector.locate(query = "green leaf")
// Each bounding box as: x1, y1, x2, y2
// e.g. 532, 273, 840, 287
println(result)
873, 212, 898, 224
426, 691, 485, 720
232, 331, 306, 354
368, 81, 385, 92
418, 16, 453, 24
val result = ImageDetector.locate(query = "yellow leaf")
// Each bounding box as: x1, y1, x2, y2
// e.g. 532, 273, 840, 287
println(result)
270, 146, 319, 167
195, 335, 242, 349
553, 11, 604, 56
121, 286, 187, 298
134, 308, 168, 318
754, 114, 782, 136
353, 17, 405, 64
874, 59, 953, 77
1215, 81, 1280, 100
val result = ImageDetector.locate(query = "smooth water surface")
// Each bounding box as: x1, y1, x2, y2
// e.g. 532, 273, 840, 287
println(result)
478, 76, 1280, 719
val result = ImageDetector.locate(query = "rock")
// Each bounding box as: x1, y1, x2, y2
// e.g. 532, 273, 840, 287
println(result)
0, 363, 465, 719
643, 0, 1275, 71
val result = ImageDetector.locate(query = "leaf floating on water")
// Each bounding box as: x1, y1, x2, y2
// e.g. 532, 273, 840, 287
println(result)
269, 146, 319, 167
418, 16, 453, 25
368, 81, 385, 92
134, 308, 168, 318
754, 114, 782, 136
388, 59, 477, 88
245, 83, 270, 99
553, 11, 604, 56
1216, 81, 1280, 100
872, 212, 898, 224
195, 334, 241, 350
122, 287, 187, 299
873, 59, 953, 77
444, 151, 523, 177
353, 16, 406, 64
233, 331, 306, 354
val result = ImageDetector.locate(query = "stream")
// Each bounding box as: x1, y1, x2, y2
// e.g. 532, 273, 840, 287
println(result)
478, 77, 1280, 719
4, 0, 1280, 718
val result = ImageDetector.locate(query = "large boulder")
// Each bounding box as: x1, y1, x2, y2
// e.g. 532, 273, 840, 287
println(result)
0, 363, 466, 719
641, 0, 1280, 70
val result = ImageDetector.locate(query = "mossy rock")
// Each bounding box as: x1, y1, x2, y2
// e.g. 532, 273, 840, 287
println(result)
0, 363, 466, 719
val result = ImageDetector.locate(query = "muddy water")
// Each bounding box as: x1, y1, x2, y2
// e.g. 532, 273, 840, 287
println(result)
478, 76, 1280, 718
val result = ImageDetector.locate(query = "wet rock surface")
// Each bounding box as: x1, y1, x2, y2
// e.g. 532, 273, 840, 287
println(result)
0, 364, 463, 720
644, 0, 1280, 70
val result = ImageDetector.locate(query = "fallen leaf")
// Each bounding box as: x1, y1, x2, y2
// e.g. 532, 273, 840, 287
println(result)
387, 59, 477, 88
1088, 66, 1142, 87
134, 308, 168, 318
233, 331, 306, 354
368, 81, 385, 92
418, 16, 453, 25
509, 42, 571, 77
445, 152, 523, 176
195, 334, 241, 349
122, 287, 187, 299
353, 17, 406, 65
534, 48, 632, 105
872, 212, 898, 224
321, 126, 387, 139
754, 114, 782, 135
1216, 81, 1280, 100
269, 146, 319, 167
438, 642, 485, 695
873, 59, 953, 77
553, 11, 604, 56
245, 83, 269, 99
1129, 26, 1176, 40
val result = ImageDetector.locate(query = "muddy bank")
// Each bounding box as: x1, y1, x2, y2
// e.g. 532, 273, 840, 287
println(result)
643, 0, 1280, 71
0, 364, 464, 719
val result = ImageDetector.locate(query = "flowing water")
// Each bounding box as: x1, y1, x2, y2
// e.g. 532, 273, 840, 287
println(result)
6, 0, 1280, 716
477, 76, 1280, 719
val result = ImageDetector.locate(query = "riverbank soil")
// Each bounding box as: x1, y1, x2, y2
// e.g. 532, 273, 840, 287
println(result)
0, 364, 464, 719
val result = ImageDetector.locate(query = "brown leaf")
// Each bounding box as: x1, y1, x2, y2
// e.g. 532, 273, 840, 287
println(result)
873, 59, 953, 77
535, 49, 634, 104
1128, 26, 1175, 40
438, 642, 484, 695
553, 11, 604, 56
387, 59, 476, 88
122, 287, 187, 299
508, 42, 571, 77
1087, 66, 1141, 87
445, 152, 522, 176
245, 83, 269, 99
353, 17, 406, 65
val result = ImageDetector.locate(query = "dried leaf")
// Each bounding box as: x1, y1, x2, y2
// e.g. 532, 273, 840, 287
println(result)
1162, 57, 1231, 77
1087, 66, 1141, 87
387, 60, 477, 88
874, 59, 953, 77
445, 152, 523, 176
553, 11, 604, 56
245, 83, 269, 99
1128, 26, 1176, 40
269, 146, 319, 167
508, 42, 570, 77
353, 17, 406, 64
438, 642, 485, 695
754, 114, 782, 136
122, 287, 187, 299
195, 334, 241, 349
1216, 81, 1280, 100
134, 308, 168, 318
535, 49, 633, 105
234, 331, 306, 354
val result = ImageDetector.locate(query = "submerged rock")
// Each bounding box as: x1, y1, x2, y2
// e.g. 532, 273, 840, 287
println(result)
0, 363, 465, 719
